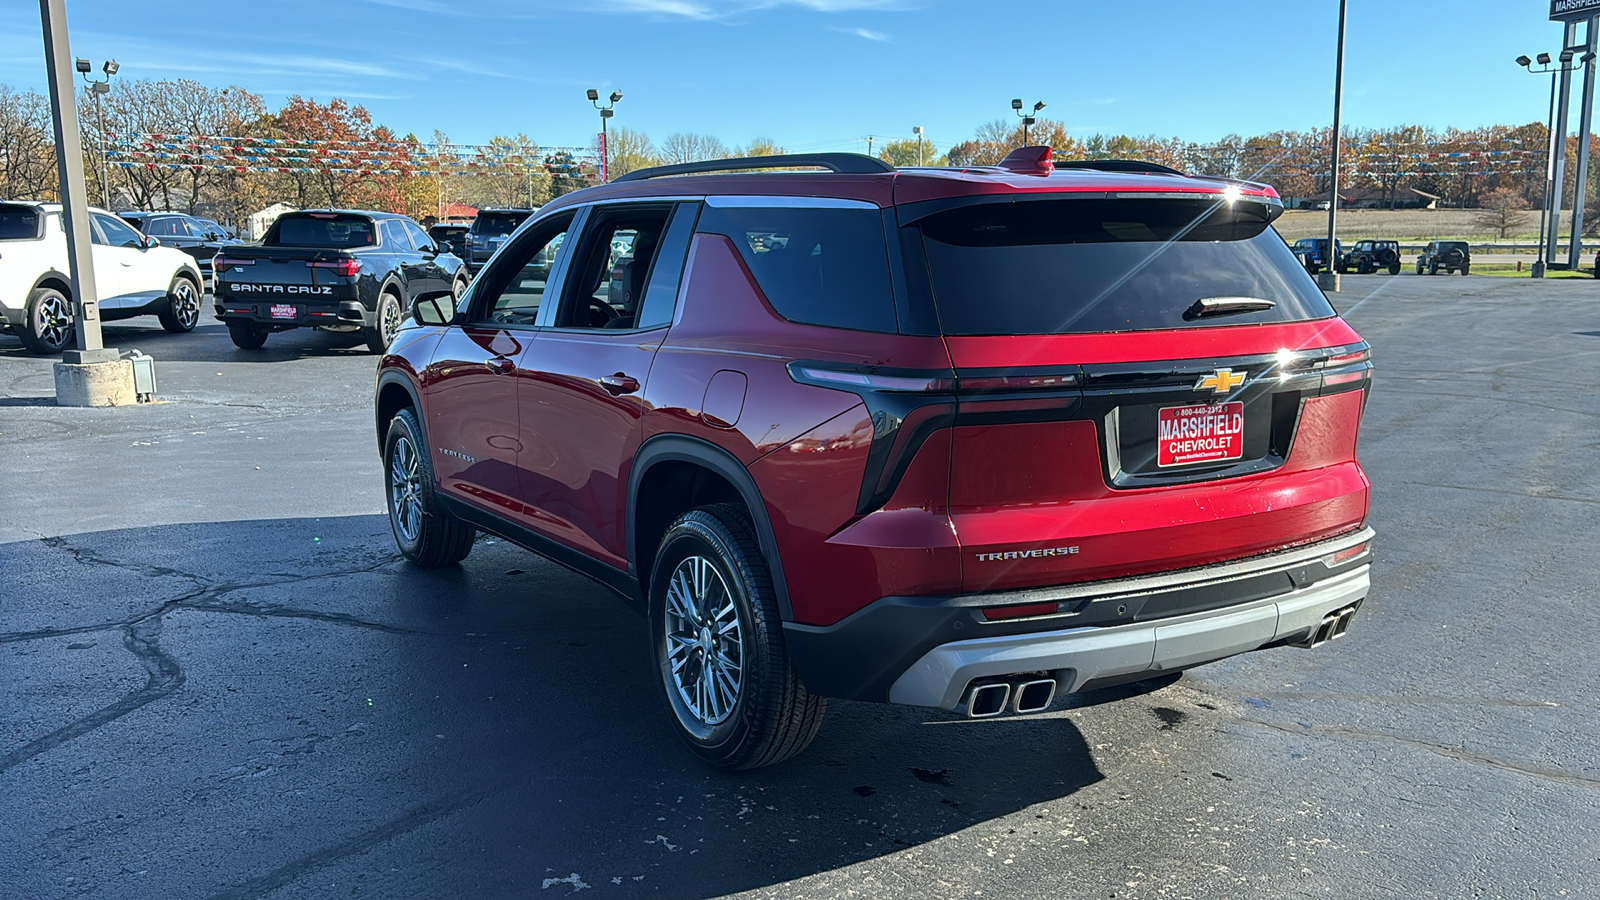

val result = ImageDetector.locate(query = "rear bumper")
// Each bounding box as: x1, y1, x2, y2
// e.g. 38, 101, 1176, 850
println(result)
783, 527, 1374, 707
214, 298, 372, 329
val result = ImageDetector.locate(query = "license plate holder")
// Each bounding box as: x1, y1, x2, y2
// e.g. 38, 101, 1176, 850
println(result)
269, 303, 298, 320
1157, 401, 1245, 467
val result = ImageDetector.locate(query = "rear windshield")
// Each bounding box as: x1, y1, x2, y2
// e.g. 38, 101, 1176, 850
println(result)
472, 212, 531, 235
268, 214, 376, 248
914, 198, 1335, 336
0, 205, 42, 241
695, 204, 897, 333
1438, 242, 1468, 250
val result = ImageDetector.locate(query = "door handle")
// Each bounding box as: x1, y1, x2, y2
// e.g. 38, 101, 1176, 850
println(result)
599, 373, 639, 395
487, 356, 516, 375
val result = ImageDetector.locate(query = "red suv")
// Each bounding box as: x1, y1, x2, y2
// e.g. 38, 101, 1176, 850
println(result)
375, 148, 1374, 769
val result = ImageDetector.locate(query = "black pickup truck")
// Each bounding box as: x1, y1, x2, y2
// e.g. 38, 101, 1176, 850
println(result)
213, 210, 467, 352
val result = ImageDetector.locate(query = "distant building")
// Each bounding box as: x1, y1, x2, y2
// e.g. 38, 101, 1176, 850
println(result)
442, 202, 478, 222
1292, 187, 1441, 211
245, 202, 296, 240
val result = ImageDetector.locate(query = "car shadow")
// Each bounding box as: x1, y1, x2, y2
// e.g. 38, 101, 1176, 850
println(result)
0, 317, 380, 364
0, 515, 1182, 898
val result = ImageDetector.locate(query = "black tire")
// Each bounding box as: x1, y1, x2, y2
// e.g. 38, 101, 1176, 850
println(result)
1388, 263, 1401, 275
1460, 265, 1470, 276
384, 407, 475, 567
1430, 264, 1440, 276
158, 274, 202, 334
366, 291, 402, 354
19, 286, 73, 354
649, 503, 825, 770
1307, 263, 1321, 275
227, 320, 268, 349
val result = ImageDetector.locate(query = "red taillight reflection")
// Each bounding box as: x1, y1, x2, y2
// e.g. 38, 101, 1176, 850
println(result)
982, 602, 1059, 621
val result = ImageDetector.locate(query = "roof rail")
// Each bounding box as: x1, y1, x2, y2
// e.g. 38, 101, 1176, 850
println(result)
1053, 159, 1185, 176
612, 152, 895, 183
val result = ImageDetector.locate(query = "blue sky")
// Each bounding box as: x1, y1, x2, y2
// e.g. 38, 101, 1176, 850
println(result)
0, 1, 1579, 153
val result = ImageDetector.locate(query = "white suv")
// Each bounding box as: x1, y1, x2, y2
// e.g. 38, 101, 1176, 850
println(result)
1, 202, 206, 354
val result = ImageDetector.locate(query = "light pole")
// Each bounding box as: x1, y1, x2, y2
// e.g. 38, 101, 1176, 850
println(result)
75, 56, 116, 208
913, 126, 924, 165
1011, 98, 1046, 144
1318, 0, 1348, 293
587, 88, 621, 182
1519, 50, 1589, 278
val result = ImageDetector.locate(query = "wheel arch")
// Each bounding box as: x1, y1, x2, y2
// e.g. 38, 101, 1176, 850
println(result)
629, 435, 792, 621
375, 370, 427, 456
31, 270, 73, 298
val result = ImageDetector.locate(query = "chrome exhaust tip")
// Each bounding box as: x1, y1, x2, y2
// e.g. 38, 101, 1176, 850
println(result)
1012, 678, 1057, 715
1293, 602, 1361, 648
965, 682, 1011, 718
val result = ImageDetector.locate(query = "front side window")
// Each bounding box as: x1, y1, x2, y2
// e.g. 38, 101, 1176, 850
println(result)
471, 212, 574, 326
400, 219, 435, 252
93, 213, 145, 249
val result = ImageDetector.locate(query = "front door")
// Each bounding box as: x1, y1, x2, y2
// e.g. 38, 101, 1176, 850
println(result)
420, 210, 576, 523
88, 213, 149, 308
516, 202, 695, 568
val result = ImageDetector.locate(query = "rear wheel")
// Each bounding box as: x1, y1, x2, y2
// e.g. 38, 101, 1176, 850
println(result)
649, 504, 825, 769
384, 407, 475, 567
366, 292, 402, 354
1388, 263, 1401, 275
158, 274, 201, 333
227, 320, 268, 349
19, 286, 73, 354
1460, 264, 1470, 276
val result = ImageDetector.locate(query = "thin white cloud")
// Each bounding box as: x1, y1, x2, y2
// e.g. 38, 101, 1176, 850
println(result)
831, 26, 890, 41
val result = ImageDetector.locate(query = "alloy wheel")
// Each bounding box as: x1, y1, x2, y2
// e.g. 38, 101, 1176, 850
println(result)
38, 294, 71, 349
389, 433, 423, 543
173, 280, 200, 328
381, 298, 402, 346
663, 555, 744, 726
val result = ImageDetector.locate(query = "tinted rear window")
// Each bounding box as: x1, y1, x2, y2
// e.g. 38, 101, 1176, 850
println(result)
0, 205, 42, 240
915, 198, 1334, 336
695, 204, 896, 333
472, 212, 531, 235
269, 214, 376, 248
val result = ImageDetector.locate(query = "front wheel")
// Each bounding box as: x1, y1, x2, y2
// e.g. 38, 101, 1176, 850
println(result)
649, 504, 825, 770
384, 407, 475, 567
366, 292, 402, 354
19, 286, 73, 354
227, 320, 268, 349
159, 275, 202, 333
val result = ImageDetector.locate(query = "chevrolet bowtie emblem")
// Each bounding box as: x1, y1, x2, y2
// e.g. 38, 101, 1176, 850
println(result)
1195, 368, 1247, 394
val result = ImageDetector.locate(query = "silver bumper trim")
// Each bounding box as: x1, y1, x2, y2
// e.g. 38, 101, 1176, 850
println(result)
888, 564, 1371, 710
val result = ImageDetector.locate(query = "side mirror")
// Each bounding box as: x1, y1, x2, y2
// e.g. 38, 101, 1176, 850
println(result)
145, 236, 161, 248
410, 290, 457, 326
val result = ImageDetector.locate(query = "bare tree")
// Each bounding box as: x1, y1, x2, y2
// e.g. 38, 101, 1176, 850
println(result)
660, 132, 729, 164
0, 85, 57, 200
1475, 187, 1530, 238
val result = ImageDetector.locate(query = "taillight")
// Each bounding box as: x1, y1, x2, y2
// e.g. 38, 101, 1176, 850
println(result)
1321, 540, 1370, 568
789, 363, 956, 393
213, 256, 254, 273
308, 258, 362, 277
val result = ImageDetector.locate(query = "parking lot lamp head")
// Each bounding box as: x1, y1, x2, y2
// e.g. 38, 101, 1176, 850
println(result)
75, 57, 90, 74
1033, 101, 1046, 113
1011, 98, 1023, 110
1517, 55, 1533, 67
1538, 52, 1553, 65
1560, 49, 1575, 64
610, 90, 623, 103
587, 88, 600, 101
103, 59, 118, 76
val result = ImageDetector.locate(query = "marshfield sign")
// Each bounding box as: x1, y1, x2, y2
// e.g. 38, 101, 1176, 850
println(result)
1553, 0, 1600, 21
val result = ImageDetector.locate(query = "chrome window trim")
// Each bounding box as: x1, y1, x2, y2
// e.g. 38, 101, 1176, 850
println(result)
705, 195, 880, 210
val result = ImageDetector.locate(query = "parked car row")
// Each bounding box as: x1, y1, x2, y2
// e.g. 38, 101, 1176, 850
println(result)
1289, 236, 1473, 276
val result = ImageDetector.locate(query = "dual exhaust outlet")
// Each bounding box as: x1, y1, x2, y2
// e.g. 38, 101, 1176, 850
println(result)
964, 676, 1059, 719
1294, 602, 1360, 649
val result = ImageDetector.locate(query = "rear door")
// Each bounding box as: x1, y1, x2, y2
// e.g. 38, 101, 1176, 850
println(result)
514, 201, 694, 567
902, 194, 1372, 593
400, 217, 452, 294
421, 210, 576, 523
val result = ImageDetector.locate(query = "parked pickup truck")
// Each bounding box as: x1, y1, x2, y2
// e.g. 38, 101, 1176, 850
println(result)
213, 210, 467, 352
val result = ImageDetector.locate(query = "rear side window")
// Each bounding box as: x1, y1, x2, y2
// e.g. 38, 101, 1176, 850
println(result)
269, 214, 376, 248
0, 205, 41, 240
696, 203, 896, 333
914, 198, 1335, 336
144, 217, 190, 237
472, 212, 531, 235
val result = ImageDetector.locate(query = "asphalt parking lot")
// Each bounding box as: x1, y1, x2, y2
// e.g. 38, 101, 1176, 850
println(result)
3, 274, 1598, 900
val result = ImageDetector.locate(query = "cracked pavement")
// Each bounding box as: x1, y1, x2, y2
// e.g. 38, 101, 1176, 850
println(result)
2, 284, 1598, 899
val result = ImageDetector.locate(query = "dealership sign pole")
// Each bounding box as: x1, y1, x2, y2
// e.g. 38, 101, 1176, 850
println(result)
38, 0, 109, 359
1549, 1, 1600, 266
